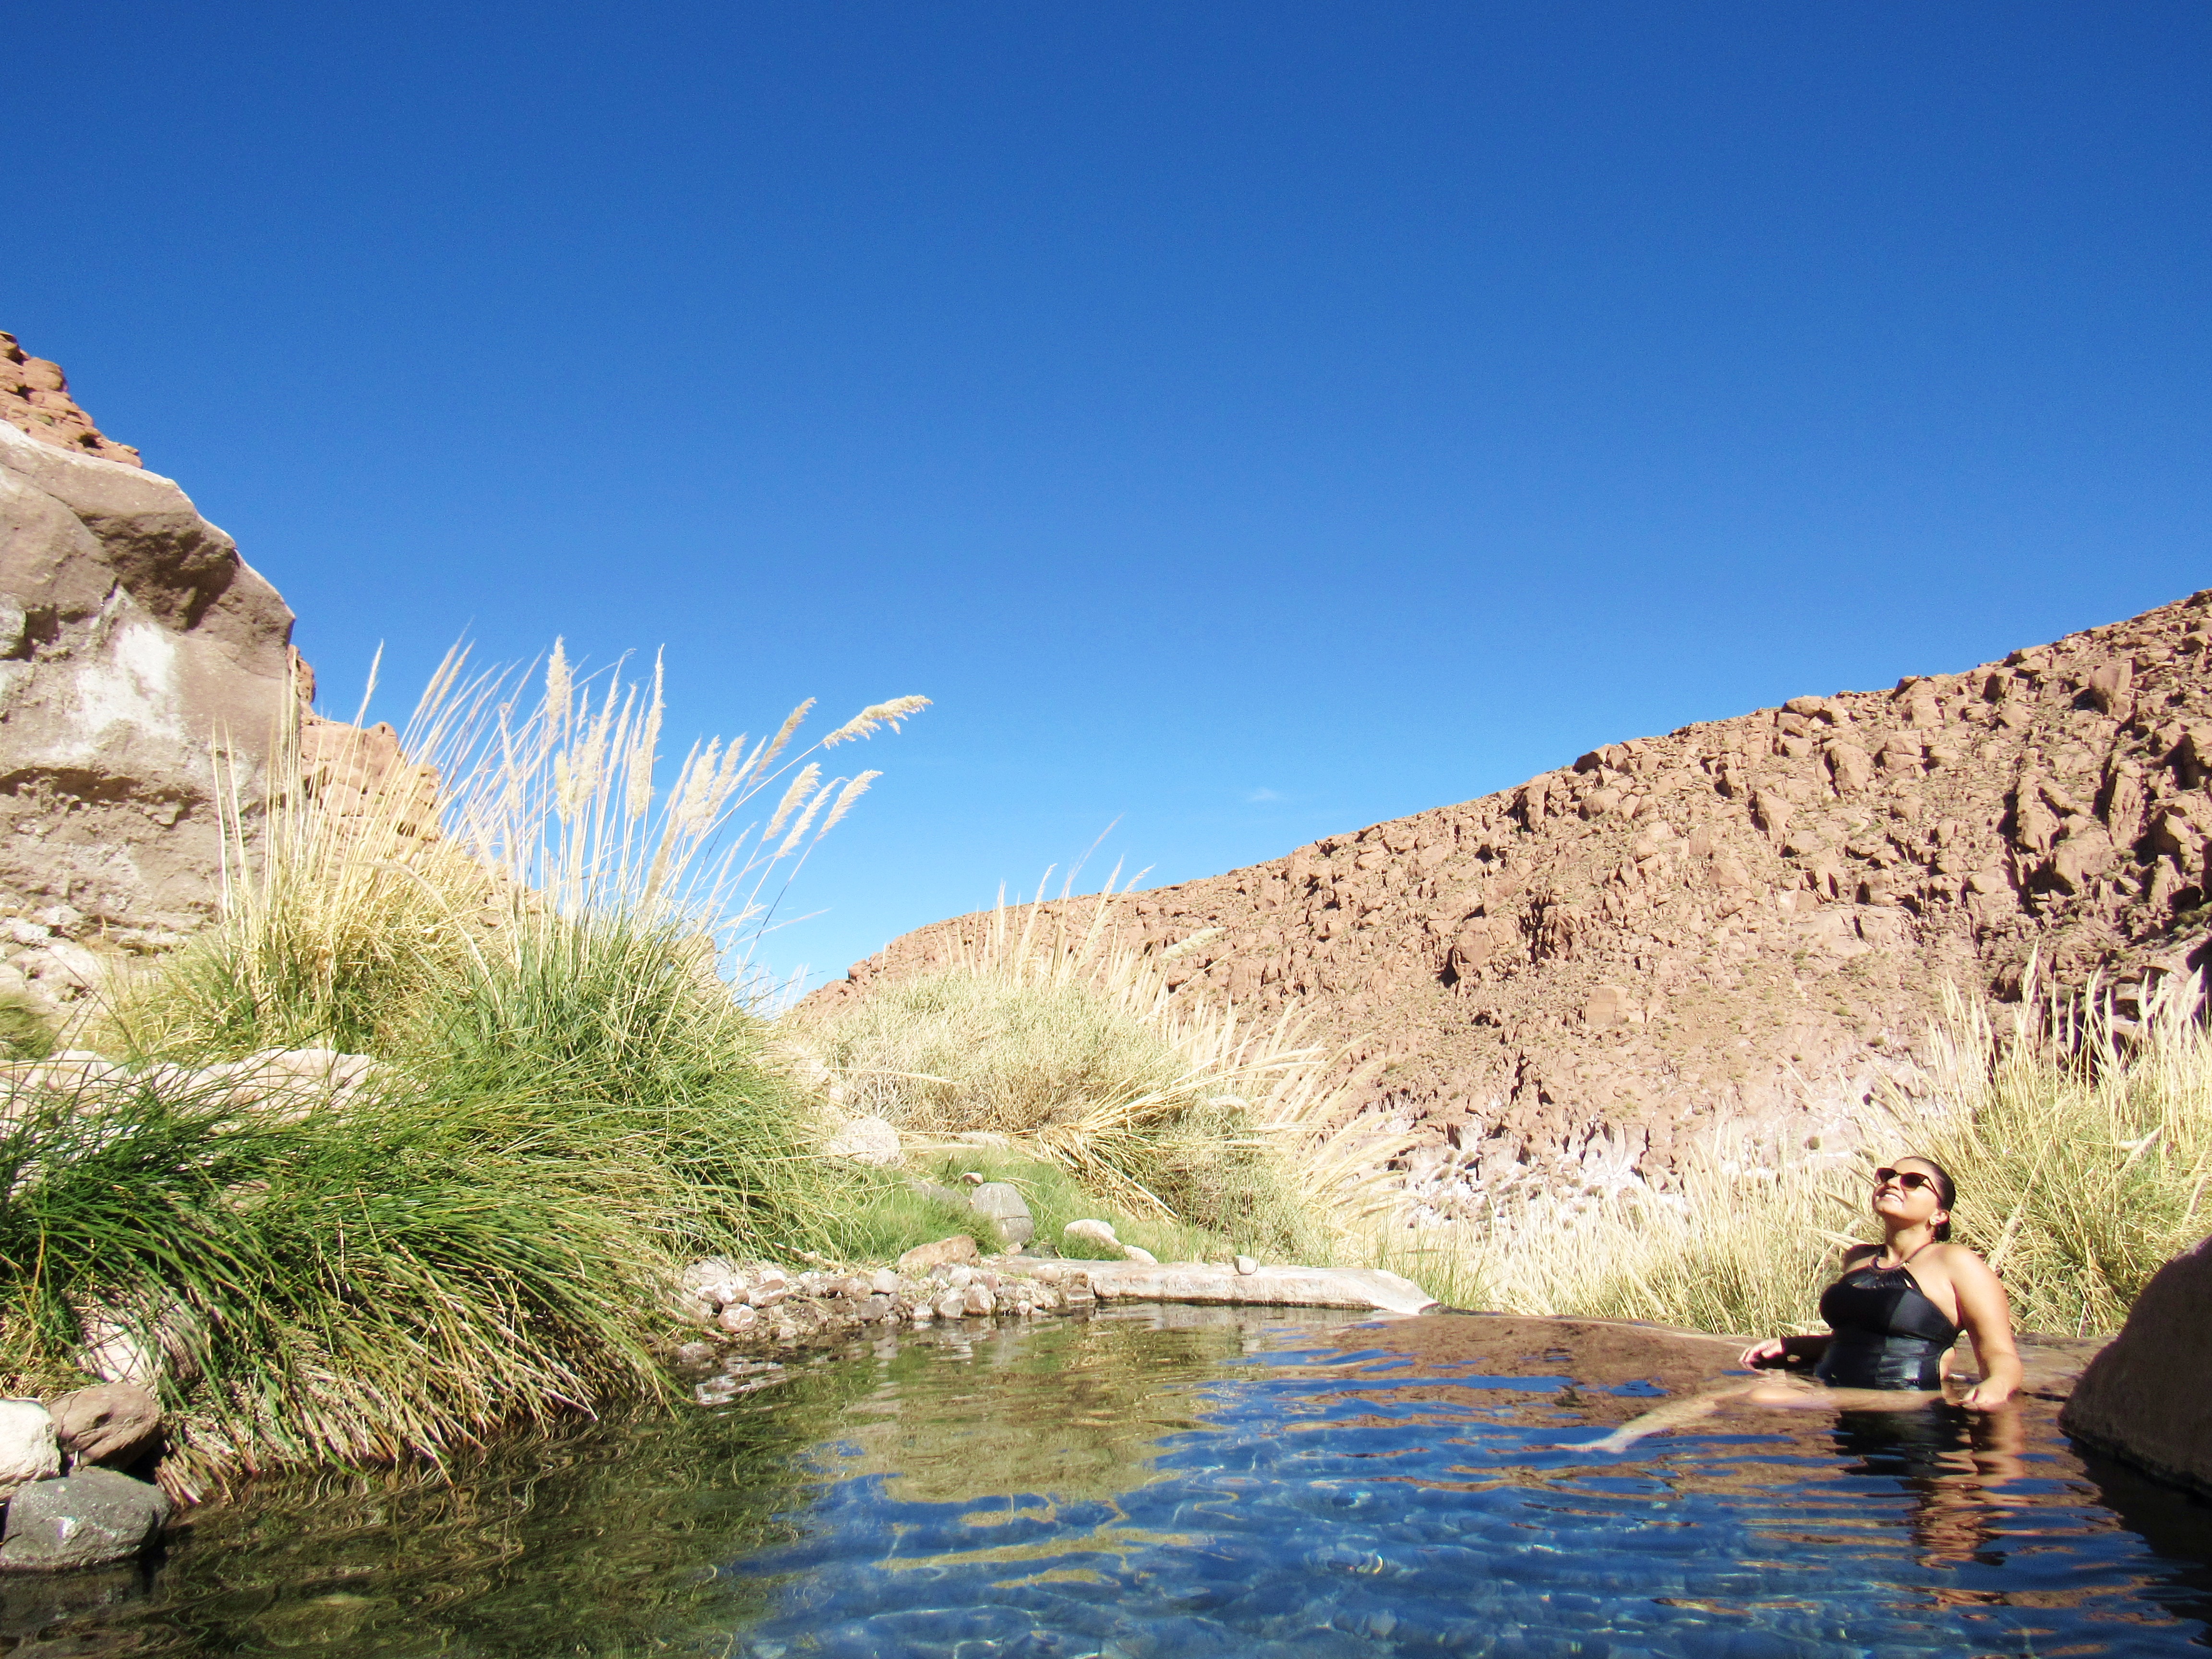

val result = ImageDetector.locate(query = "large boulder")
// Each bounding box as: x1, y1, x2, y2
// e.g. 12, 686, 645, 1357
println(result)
2060, 1236, 2212, 1497
0, 415, 295, 935
0, 1467, 170, 1571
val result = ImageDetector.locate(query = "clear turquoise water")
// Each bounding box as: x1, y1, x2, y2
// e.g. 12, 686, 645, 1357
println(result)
10, 1307, 2210, 1656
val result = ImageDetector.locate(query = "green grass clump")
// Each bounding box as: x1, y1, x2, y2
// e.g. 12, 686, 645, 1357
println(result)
829, 1174, 1005, 1262
33, 904, 858, 1495
0, 1070, 663, 1497
907, 1147, 1261, 1264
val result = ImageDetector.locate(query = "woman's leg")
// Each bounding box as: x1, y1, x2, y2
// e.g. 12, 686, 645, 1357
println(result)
1577, 1376, 1943, 1453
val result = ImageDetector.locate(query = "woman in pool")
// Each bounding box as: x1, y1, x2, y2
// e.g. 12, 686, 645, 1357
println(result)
1583, 1156, 2021, 1452
1738, 1155, 2021, 1409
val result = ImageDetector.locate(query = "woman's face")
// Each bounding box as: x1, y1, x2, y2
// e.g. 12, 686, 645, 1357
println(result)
1872, 1157, 1948, 1231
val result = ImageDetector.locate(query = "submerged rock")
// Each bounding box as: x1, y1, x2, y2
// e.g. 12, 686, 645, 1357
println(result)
0, 1467, 170, 1571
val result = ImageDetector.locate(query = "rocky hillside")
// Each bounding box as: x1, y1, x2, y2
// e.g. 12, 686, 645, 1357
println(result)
820, 591, 2212, 1214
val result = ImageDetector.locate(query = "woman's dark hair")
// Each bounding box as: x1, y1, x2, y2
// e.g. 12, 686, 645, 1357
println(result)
1900, 1155, 1958, 1241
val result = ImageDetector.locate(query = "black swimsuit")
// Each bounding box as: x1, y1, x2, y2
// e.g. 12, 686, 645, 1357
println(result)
1813, 1251, 1960, 1391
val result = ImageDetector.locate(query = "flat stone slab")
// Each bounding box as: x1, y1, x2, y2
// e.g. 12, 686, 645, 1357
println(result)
1024, 1260, 1436, 1316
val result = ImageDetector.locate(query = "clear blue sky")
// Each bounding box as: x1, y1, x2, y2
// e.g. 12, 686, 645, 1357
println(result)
13, 3, 2209, 987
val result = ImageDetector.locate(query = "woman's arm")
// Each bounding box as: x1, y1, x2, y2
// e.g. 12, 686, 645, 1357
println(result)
1945, 1249, 2023, 1409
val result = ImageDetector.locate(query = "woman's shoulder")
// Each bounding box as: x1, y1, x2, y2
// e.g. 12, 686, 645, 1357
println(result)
1923, 1240, 1994, 1275
1838, 1241, 1880, 1265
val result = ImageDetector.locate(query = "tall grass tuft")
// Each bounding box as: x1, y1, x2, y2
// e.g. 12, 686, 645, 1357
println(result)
109, 645, 924, 1059
782, 890, 1398, 1259
0, 1073, 664, 1497
33, 647, 924, 1487
1379, 971, 2212, 1337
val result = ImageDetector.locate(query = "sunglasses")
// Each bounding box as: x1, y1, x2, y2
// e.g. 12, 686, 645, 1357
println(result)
1873, 1167, 1941, 1195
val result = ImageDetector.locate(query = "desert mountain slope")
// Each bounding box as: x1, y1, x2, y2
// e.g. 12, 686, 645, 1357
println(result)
818, 590, 2212, 1213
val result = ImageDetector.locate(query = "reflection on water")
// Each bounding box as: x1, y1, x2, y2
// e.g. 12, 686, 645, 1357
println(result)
4, 1308, 2210, 1657
831, 1304, 1279, 1507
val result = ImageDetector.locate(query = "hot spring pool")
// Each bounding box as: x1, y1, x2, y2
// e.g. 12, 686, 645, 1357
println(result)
8, 1307, 2210, 1656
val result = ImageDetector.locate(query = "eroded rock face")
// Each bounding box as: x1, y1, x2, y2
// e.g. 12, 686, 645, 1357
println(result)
2060, 1237, 2212, 1498
819, 591, 2212, 1206
0, 410, 295, 940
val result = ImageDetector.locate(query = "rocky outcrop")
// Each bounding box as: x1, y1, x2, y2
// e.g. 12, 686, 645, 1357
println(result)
2059, 1237, 2212, 1498
0, 335, 140, 469
821, 591, 2212, 1208
297, 713, 444, 847
0, 395, 296, 950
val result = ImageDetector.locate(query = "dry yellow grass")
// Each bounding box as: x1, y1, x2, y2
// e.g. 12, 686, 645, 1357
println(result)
1882, 962, 2212, 1334
781, 887, 1403, 1253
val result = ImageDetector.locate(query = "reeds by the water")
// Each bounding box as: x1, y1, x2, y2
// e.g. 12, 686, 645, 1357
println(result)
3, 648, 925, 1490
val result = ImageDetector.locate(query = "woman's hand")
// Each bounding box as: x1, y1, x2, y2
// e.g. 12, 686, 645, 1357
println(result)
1739, 1337, 1789, 1369
1957, 1377, 2017, 1411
